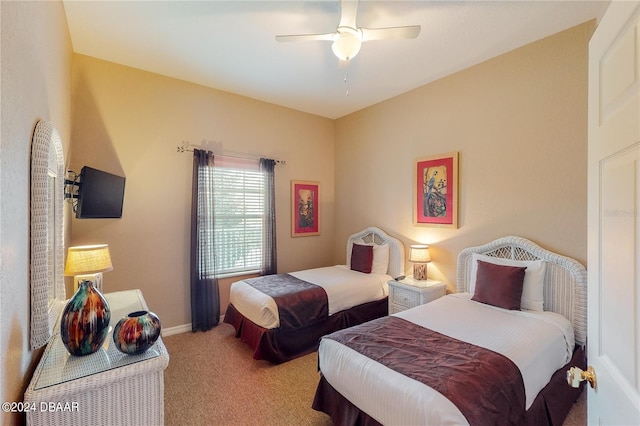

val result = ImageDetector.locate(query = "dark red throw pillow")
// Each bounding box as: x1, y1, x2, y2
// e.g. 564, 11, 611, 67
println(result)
472, 260, 526, 310
351, 243, 373, 274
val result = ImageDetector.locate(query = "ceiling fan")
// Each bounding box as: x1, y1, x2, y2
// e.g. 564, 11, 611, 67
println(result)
275, 0, 421, 61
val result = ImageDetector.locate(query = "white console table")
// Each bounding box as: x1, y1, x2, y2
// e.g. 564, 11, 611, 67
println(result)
24, 289, 169, 426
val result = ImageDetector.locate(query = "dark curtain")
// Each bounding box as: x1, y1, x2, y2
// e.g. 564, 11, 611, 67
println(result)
190, 149, 220, 331
260, 158, 277, 275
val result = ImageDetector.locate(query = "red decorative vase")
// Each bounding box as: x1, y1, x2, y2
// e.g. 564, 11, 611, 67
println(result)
60, 280, 111, 356
112, 310, 161, 355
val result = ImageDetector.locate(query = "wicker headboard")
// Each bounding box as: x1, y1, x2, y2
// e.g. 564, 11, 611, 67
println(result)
456, 236, 587, 346
346, 227, 405, 279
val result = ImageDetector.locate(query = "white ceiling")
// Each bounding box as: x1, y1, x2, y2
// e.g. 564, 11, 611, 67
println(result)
63, 0, 610, 119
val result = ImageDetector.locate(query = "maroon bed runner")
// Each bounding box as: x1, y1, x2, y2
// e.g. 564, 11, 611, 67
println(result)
244, 274, 328, 330
324, 316, 527, 425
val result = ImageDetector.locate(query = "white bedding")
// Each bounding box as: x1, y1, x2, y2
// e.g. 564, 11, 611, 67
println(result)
229, 265, 391, 329
318, 293, 575, 425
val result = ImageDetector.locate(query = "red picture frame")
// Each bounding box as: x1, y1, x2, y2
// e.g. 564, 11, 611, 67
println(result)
414, 152, 458, 228
291, 180, 319, 237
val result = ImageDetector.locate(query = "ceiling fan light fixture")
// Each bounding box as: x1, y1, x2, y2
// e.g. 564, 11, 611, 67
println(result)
332, 29, 362, 60
275, 1, 420, 62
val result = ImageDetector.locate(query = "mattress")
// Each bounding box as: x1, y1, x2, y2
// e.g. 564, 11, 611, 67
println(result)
229, 265, 391, 329
318, 293, 575, 425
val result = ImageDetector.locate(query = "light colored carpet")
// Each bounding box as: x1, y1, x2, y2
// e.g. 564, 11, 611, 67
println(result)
163, 323, 332, 426
163, 323, 586, 425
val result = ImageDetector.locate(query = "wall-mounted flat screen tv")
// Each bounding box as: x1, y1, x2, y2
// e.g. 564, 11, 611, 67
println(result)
76, 166, 126, 219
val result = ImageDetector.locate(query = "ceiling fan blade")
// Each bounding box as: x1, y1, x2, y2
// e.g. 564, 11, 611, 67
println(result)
275, 33, 336, 42
361, 25, 421, 41
338, 0, 359, 29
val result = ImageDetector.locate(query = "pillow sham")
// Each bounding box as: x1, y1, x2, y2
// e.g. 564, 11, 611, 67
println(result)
469, 253, 546, 311
351, 243, 373, 273
472, 260, 526, 310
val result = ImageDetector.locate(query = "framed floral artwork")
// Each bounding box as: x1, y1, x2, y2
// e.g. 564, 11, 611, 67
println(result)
414, 152, 458, 228
291, 180, 319, 237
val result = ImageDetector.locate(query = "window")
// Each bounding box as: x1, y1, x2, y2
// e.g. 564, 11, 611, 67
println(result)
209, 157, 265, 276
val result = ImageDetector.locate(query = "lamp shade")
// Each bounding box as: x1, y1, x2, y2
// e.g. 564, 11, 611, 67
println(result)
409, 245, 431, 263
64, 244, 113, 276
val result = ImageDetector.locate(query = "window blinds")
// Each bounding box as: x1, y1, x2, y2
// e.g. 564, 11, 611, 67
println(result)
212, 158, 264, 275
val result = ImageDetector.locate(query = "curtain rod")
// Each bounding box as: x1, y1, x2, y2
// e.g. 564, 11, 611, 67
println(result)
176, 141, 286, 165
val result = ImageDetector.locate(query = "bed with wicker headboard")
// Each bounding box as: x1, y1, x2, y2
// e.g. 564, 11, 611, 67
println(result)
313, 235, 587, 426
457, 235, 587, 346
223, 226, 404, 364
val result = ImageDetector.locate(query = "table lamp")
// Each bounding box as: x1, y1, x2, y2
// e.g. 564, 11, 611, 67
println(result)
64, 244, 113, 292
61, 244, 112, 356
409, 244, 431, 280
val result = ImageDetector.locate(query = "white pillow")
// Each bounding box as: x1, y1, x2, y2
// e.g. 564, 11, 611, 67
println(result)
469, 253, 546, 311
354, 239, 389, 274
371, 244, 390, 274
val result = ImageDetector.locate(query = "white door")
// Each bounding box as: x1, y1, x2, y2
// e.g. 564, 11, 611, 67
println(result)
587, 1, 640, 424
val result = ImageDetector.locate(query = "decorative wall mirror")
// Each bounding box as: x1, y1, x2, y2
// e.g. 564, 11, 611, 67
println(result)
30, 120, 66, 349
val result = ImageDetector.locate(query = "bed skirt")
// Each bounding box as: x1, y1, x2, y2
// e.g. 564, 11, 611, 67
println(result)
312, 345, 586, 426
223, 297, 388, 364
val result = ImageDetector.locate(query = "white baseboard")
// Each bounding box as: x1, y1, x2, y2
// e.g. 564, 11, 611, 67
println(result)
161, 315, 226, 337
162, 323, 191, 337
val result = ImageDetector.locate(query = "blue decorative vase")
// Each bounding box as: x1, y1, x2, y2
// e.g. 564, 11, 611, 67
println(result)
113, 310, 161, 355
60, 280, 111, 356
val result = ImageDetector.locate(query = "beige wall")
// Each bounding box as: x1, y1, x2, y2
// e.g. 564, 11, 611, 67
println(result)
0, 1, 72, 424
69, 55, 336, 329
334, 21, 595, 291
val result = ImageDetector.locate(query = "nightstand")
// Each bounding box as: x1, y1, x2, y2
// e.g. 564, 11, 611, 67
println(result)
388, 277, 446, 314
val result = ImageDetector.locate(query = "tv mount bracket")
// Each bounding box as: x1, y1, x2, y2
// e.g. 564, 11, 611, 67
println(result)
64, 170, 80, 202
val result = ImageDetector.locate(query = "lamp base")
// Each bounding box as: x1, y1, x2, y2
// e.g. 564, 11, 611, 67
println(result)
413, 263, 428, 280
74, 273, 103, 292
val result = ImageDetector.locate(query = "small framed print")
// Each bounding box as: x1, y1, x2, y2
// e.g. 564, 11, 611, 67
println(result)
291, 180, 319, 237
414, 152, 458, 228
